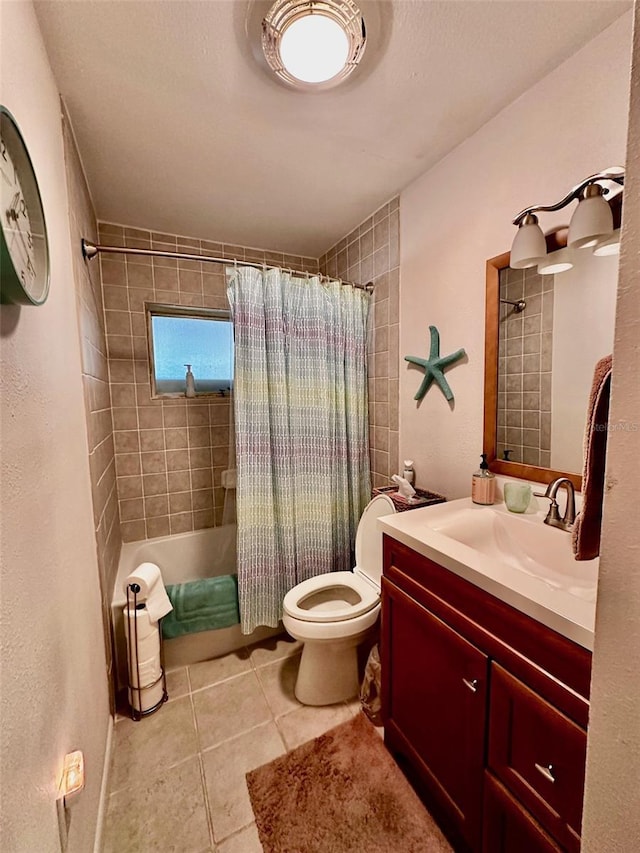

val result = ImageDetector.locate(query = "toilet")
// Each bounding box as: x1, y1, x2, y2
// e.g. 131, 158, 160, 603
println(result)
282, 494, 396, 706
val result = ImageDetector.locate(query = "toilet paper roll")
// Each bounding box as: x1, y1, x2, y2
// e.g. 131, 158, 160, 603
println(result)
129, 657, 161, 689
129, 678, 164, 714
123, 606, 163, 707
124, 606, 161, 667
123, 562, 173, 624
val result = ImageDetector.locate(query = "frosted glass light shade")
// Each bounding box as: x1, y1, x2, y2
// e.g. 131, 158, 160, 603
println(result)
537, 248, 573, 275
568, 189, 614, 250
593, 230, 621, 257
510, 217, 547, 269
280, 14, 350, 83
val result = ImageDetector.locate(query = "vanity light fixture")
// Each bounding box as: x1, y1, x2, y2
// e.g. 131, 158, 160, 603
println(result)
537, 248, 574, 276
567, 183, 614, 250
509, 213, 547, 270
509, 167, 624, 271
593, 231, 622, 257
262, 0, 366, 89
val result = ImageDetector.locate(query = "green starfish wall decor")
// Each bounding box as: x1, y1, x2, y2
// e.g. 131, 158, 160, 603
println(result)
405, 326, 466, 402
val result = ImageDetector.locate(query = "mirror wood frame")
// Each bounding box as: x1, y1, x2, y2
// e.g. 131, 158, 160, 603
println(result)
483, 244, 582, 492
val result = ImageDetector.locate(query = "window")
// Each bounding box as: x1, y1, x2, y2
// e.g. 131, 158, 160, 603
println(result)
147, 305, 233, 396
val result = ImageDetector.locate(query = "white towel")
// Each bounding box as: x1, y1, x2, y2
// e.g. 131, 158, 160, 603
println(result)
123, 562, 173, 624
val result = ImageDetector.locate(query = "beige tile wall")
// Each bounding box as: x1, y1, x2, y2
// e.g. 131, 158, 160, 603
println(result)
98, 222, 319, 542
497, 266, 554, 467
62, 106, 121, 710
318, 197, 400, 487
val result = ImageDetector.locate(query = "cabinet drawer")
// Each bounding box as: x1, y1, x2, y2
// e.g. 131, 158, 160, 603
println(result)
488, 663, 586, 850
483, 772, 562, 853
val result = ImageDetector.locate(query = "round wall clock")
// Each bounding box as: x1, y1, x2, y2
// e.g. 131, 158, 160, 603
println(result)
1, 107, 50, 305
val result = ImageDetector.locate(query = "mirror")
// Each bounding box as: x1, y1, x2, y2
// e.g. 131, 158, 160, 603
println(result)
484, 238, 618, 490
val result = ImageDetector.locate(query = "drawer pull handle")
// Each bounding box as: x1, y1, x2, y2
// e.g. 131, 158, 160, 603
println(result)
535, 763, 556, 783
462, 678, 479, 693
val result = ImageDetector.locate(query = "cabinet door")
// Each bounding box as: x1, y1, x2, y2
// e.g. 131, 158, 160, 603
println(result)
483, 772, 562, 853
488, 663, 586, 850
382, 579, 488, 850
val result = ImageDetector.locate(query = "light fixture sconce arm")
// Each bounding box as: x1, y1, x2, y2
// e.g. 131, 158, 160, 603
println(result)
512, 168, 625, 225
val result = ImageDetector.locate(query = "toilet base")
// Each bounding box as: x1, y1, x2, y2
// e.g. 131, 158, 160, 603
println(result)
294, 636, 363, 706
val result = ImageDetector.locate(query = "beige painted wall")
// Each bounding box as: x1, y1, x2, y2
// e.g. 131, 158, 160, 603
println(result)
582, 5, 640, 849
0, 3, 110, 851
399, 12, 633, 499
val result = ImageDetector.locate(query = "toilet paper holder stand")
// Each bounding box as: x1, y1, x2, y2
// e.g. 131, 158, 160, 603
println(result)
126, 582, 168, 721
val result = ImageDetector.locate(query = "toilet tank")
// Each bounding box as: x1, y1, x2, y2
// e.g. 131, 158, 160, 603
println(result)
354, 494, 396, 589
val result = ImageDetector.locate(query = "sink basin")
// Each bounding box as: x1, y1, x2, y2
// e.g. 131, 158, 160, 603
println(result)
430, 507, 598, 600
378, 496, 598, 650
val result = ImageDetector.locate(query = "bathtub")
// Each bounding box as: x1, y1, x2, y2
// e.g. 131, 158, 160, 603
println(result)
111, 525, 279, 689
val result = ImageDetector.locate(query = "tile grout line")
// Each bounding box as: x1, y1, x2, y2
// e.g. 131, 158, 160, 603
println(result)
189, 665, 254, 696
184, 643, 300, 696
252, 658, 282, 732
188, 685, 217, 849
107, 745, 199, 798
217, 820, 258, 847
199, 717, 284, 759
197, 751, 216, 850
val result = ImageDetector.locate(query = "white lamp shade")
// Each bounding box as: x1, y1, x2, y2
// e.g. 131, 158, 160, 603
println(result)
510, 220, 547, 269
537, 248, 573, 275
568, 193, 613, 249
593, 230, 621, 257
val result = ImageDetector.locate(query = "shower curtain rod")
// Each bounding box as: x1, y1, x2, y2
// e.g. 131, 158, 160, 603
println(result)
81, 240, 374, 291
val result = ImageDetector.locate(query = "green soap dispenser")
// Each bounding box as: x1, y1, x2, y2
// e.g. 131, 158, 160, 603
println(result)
472, 454, 495, 505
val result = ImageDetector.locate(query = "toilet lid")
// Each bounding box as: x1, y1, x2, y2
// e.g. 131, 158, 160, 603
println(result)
283, 571, 379, 623
354, 494, 396, 588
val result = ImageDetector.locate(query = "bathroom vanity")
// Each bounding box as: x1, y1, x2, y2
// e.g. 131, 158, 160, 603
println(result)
379, 499, 596, 853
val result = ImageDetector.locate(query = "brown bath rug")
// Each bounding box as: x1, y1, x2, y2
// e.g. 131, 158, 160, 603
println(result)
246, 713, 452, 853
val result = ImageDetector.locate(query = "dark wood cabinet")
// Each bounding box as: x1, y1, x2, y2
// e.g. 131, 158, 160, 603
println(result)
381, 535, 592, 853
483, 773, 562, 853
383, 582, 488, 850
488, 664, 586, 851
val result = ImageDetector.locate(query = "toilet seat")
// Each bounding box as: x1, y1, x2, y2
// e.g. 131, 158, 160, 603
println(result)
283, 571, 379, 624
282, 494, 396, 624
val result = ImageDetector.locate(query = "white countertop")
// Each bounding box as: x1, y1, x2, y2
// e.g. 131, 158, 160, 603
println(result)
379, 497, 597, 651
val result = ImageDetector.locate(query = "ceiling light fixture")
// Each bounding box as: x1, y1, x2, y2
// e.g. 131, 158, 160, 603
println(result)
262, 0, 366, 89
509, 167, 625, 271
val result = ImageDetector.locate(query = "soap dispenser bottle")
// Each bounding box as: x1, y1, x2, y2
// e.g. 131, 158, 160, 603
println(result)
184, 364, 196, 398
472, 453, 495, 505
402, 460, 415, 486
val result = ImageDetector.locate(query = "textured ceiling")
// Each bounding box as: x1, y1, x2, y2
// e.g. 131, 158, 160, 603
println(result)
35, 0, 630, 256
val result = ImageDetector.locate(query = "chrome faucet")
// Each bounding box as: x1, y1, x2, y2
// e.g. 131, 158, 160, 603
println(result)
534, 478, 577, 532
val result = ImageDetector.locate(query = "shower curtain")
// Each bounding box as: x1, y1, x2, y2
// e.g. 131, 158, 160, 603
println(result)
227, 266, 372, 633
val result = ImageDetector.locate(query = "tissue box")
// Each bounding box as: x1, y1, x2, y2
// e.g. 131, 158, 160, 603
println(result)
373, 485, 446, 513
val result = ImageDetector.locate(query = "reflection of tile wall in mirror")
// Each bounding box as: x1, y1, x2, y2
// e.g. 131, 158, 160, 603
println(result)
497, 267, 554, 466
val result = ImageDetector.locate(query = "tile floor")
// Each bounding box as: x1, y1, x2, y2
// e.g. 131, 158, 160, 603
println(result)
103, 634, 364, 852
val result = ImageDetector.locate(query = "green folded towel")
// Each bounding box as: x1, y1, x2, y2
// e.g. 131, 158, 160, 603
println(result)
162, 575, 240, 640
